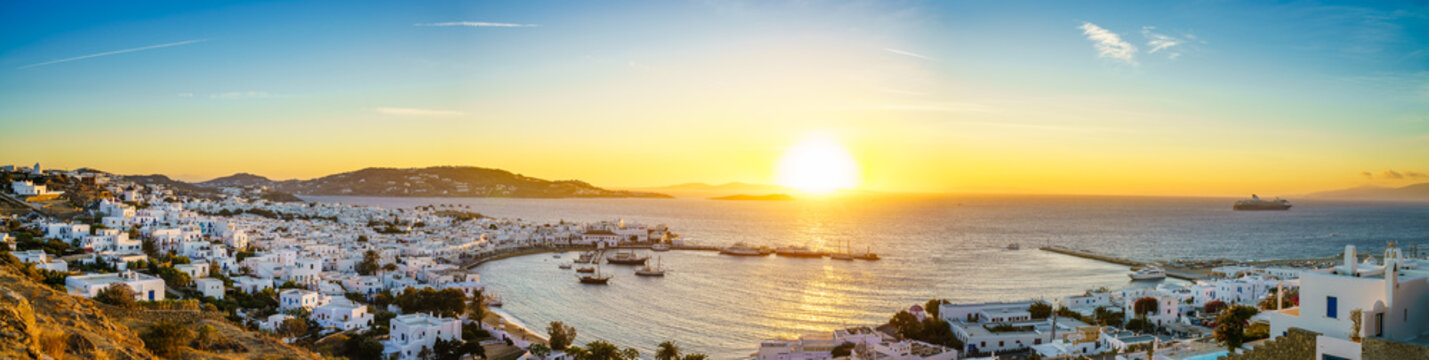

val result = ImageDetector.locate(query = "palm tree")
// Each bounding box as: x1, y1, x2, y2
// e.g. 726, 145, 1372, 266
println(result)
656, 341, 680, 360
468, 288, 487, 323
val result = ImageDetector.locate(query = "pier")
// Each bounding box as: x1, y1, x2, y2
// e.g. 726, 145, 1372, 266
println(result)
1039, 246, 1209, 281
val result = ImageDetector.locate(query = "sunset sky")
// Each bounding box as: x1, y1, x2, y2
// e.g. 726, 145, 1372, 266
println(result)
2, 1, 1427, 196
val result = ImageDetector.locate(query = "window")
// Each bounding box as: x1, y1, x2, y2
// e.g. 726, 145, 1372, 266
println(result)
1326, 296, 1338, 319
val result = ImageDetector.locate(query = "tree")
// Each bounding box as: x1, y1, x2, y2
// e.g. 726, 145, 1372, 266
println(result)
468, 288, 487, 321
925, 299, 949, 319
95, 283, 138, 308
1213, 305, 1260, 351
1204, 300, 1227, 315
1350, 308, 1363, 342
889, 310, 922, 338
357, 250, 380, 275
656, 341, 680, 360
831, 341, 856, 357
1133, 297, 1159, 317
278, 317, 309, 339
577, 341, 638, 360
529, 343, 552, 359
1028, 301, 1053, 319
142, 321, 196, 358
343, 334, 386, 360
1094, 306, 1125, 326
681, 355, 709, 360
548, 321, 578, 350
1125, 317, 1155, 333
433, 338, 471, 360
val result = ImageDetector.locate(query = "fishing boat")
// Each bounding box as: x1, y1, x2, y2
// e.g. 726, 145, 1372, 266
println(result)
651, 243, 671, 252
576, 266, 596, 273
559, 263, 573, 269
775, 245, 825, 258
606, 250, 650, 265
635, 256, 666, 276
853, 246, 880, 261
1129, 267, 1167, 281
552, 254, 561, 258
578, 264, 611, 284
719, 242, 766, 256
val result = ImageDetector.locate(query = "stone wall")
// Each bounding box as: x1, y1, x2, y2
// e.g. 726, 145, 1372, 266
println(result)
1362, 337, 1429, 360
1222, 327, 1318, 360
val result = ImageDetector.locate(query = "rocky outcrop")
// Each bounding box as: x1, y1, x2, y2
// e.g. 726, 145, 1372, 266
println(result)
0, 288, 40, 358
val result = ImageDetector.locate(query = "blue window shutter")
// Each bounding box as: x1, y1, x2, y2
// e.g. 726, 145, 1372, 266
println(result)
1327, 296, 1338, 318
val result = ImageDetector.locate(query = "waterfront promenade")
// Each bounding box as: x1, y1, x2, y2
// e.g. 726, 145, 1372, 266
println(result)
1039, 245, 1209, 281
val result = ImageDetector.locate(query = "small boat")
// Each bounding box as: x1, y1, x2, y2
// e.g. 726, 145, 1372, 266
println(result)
559, 263, 573, 269
720, 242, 767, 256
552, 254, 562, 258
578, 264, 611, 284
1007, 243, 1020, 250
606, 250, 650, 265
651, 243, 671, 252
575, 252, 595, 264
775, 245, 825, 258
576, 266, 596, 273
635, 257, 666, 276
1129, 267, 1167, 281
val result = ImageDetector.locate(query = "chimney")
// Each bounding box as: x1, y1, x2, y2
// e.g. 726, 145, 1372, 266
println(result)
1345, 245, 1357, 276
1386, 244, 1398, 309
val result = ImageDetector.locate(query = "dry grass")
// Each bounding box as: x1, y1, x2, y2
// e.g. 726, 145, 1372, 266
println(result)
39, 329, 68, 359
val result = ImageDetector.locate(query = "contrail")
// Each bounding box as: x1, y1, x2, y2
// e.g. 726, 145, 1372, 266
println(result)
19, 39, 208, 69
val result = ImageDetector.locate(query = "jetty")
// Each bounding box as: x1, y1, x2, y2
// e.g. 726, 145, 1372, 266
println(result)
1039, 246, 1209, 281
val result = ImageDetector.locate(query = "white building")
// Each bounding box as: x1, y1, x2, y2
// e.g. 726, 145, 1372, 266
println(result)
279, 288, 330, 311
311, 298, 374, 332
382, 313, 462, 359
232, 276, 274, 294
66, 271, 166, 301
13, 250, 67, 272
195, 278, 225, 299
1263, 245, 1429, 360
939, 301, 1092, 355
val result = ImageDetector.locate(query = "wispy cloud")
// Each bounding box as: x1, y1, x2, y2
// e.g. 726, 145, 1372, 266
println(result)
1408, 171, 1428, 179
1079, 22, 1137, 64
884, 48, 935, 61
1361, 171, 1375, 179
210, 91, 270, 100
375, 107, 466, 117
19, 39, 207, 69
1141, 26, 1185, 59
414, 22, 538, 28
1382, 169, 1405, 179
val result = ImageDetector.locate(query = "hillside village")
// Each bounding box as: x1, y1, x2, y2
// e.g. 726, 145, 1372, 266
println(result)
3, 163, 1429, 360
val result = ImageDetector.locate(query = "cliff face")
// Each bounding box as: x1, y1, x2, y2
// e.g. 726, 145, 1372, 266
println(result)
0, 266, 157, 360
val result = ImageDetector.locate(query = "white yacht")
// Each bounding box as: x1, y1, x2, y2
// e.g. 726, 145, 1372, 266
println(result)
720, 242, 766, 256
1129, 267, 1167, 281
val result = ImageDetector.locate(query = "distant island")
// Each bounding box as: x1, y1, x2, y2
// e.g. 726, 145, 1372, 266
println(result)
1301, 182, 1429, 202
710, 193, 795, 201
126, 166, 672, 199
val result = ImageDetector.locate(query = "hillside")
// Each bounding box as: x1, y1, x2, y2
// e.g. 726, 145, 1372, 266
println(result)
1303, 182, 1429, 201
196, 166, 671, 198
0, 260, 318, 360
0, 263, 156, 359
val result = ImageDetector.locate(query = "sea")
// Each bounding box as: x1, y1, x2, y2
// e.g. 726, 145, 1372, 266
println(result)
301, 194, 1429, 359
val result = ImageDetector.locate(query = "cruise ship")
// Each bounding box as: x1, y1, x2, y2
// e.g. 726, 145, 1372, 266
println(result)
1233, 194, 1292, 211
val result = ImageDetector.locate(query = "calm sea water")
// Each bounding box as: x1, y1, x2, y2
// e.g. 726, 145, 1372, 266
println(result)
303, 195, 1429, 358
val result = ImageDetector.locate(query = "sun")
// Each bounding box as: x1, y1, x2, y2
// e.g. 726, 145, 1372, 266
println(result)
776, 134, 859, 193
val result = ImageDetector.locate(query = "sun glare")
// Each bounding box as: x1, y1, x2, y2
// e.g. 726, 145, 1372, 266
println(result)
776, 135, 859, 193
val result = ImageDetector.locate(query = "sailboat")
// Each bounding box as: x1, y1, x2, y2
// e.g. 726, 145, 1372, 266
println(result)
578, 263, 611, 284
830, 239, 854, 261
635, 256, 666, 276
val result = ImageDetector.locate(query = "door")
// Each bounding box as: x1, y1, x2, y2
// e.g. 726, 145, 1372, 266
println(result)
1375, 312, 1384, 337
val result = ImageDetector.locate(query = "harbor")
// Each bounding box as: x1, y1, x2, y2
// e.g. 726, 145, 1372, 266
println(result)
1039, 245, 1210, 281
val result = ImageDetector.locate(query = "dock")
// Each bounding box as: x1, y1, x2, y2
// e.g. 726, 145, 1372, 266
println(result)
1039, 246, 1209, 281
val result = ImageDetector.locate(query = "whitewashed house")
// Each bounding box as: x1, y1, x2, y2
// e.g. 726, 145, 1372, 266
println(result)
382, 313, 462, 360
66, 271, 166, 301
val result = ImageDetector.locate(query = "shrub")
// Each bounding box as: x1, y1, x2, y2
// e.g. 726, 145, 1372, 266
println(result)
142, 321, 196, 358
94, 283, 138, 308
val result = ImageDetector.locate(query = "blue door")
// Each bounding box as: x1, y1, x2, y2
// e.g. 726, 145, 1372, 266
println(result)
148, 290, 155, 301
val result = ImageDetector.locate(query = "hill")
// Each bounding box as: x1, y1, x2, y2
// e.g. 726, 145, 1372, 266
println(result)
196, 173, 277, 188
1302, 182, 1429, 201
194, 166, 671, 198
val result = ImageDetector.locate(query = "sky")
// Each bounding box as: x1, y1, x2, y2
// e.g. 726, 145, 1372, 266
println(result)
1, 0, 1427, 197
